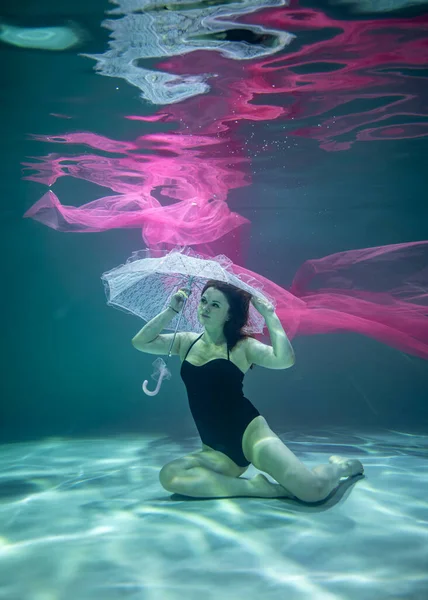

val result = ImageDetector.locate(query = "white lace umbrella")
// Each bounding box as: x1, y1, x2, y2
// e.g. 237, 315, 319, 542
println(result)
102, 247, 274, 395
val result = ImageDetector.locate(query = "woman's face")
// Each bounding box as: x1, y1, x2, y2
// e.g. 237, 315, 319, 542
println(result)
197, 287, 230, 327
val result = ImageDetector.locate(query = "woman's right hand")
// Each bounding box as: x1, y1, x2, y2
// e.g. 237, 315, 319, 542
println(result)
169, 288, 191, 313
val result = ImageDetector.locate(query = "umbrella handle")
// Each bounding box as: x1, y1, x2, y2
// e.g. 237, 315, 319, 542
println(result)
143, 278, 195, 396
142, 357, 171, 396
142, 372, 166, 396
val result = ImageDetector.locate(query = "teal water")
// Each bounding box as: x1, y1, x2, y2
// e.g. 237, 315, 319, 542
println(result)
1, 0, 428, 598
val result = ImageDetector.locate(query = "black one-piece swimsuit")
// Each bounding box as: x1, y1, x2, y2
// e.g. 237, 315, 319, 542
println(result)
180, 334, 260, 467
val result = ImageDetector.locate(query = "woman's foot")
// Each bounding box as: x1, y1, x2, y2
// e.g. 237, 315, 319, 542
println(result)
250, 473, 294, 498
329, 455, 364, 478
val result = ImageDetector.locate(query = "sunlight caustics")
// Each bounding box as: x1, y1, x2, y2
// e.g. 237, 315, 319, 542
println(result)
0, 431, 427, 599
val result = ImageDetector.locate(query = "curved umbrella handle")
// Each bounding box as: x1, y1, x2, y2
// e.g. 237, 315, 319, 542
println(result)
142, 357, 171, 396
142, 374, 165, 396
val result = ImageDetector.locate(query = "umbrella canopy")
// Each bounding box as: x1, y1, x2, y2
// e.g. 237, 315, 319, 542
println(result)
102, 246, 274, 335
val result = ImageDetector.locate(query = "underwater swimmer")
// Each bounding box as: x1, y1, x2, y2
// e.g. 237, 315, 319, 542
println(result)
133, 284, 364, 502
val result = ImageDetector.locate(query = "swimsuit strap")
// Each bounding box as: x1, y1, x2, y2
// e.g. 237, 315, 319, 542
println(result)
183, 333, 204, 361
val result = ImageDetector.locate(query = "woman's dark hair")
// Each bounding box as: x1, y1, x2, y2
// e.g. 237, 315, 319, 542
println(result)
201, 279, 256, 369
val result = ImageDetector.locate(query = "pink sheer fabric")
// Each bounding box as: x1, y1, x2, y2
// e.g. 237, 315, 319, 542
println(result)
22, 129, 251, 250
24, 205, 428, 360
23, 190, 248, 247
22, 6, 428, 361
224, 241, 428, 359
24, 187, 428, 360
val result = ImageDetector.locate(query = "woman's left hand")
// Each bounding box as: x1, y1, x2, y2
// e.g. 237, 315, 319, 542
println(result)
250, 295, 275, 318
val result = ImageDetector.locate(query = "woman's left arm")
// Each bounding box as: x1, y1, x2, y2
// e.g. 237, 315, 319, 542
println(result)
245, 297, 295, 370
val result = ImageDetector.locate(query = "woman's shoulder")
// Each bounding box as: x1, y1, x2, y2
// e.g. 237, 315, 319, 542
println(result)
235, 334, 255, 350
180, 331, 201, 344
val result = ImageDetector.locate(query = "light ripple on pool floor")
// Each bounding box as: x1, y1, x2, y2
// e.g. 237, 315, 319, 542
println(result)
0, 429, 427, 600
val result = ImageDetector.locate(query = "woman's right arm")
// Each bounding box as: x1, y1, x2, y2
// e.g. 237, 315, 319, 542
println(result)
131, 288, 190, 356
132, 307, 182, 355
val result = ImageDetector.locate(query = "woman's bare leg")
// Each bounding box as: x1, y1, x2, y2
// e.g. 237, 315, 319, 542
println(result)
243, 417, 364, 503
159, 447, 292, 499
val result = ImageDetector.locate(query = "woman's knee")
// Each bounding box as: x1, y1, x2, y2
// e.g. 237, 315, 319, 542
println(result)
159, 458, 190, 490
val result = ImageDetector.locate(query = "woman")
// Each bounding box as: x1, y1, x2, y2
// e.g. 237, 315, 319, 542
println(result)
132, 280, 364, 502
